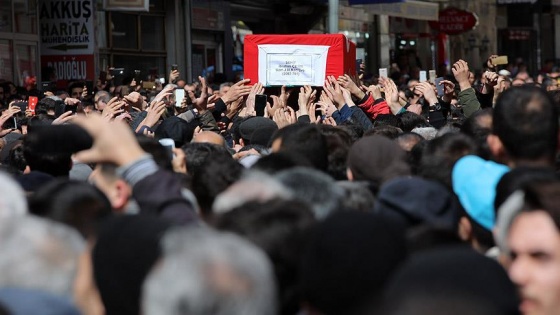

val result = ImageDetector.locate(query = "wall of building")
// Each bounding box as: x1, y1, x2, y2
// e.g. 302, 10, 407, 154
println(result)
0, 0, 40, 86
448, 0, 497, 73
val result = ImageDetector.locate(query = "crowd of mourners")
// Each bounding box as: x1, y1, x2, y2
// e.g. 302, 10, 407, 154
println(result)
0, 52, 560, 315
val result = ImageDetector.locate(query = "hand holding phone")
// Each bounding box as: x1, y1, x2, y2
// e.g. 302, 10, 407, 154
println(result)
429, 70, 437, 84
15, 101, 27, 112
28, 96, 38, 115
110, 68, 124, 76
379, 68, 388, 78
435, 77, 444, 97
419, 71, 427, 82
255, 94, 267, 116
492, 56, 509, 66
174, 88, 185, 107
159, 138, 175, 160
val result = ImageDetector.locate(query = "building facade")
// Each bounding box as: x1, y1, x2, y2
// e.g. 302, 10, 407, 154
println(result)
2, 0, 559, 89
0, 0, 40, 88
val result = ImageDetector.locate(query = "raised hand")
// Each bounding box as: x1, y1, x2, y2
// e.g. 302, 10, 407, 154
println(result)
0, 105, 21, 127
316, 100, 337, 118
483, 71, 499, 87
124, 91, 144, 109
267, 95, 283, 118
138, 100, 166, 131
308, 103, 319, 124
246, 82, 265, 114
101, 97, 125, 121
169, 69, 179, 84
65, 97, 81, 106
361, 84, 382, 100
52, 111, 75, 125
338, 74, 365, 99
226, 97, 244, 119
323, 76, 345, 108
486, 54, 499, 70
222, 79, 252, 105
273, 106, 296, 129
207, 94, 220, 111
114, 112, 132, 124
341, 87, 355, 107
153, 85, 174, 103
297, 85, 314, 117
190, 76, 209, 113
379, 76, 402, 115
452, 59, 472, 91
439, 80, 455, 102
73, 113, 145, 166
415, 82, 438, 105
279, 85, 291, 108
481, 71, 499, 95
322, 116, 337, 126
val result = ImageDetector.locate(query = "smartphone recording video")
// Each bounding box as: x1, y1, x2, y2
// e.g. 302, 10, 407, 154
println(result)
419, 71, 427, 82
174, 88, 185, 107
493, 55, 509, 66
429, 70, 437, 84
158, 138, 175, 161
15, 101, 27, 112
435, 77, 444, 97
255, 94, 267, 116
379, 68, 388, 78
28, 96, 38, 114
134, 70, 141, 82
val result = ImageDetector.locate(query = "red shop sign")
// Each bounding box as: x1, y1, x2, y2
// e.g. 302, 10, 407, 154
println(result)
429, 7, 479, 35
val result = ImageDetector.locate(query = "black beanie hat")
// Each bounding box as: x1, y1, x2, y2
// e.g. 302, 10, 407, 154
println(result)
92, 215, 173, 315
383, 246, 520, 315
300, 211, 407, 315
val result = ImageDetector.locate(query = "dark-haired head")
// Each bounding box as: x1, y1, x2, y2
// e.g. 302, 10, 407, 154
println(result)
491, 86, 559, 167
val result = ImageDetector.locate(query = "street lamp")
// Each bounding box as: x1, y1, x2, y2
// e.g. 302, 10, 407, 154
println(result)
467, 34, 489, 53
468, 34, 476, 50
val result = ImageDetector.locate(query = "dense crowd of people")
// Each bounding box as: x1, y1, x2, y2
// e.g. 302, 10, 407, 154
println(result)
0, 52, 559, 315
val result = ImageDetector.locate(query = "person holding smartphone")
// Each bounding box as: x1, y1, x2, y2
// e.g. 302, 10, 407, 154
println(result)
169, 64, 179, 84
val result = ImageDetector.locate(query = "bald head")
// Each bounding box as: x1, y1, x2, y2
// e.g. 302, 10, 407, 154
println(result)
193, 131, 225, 146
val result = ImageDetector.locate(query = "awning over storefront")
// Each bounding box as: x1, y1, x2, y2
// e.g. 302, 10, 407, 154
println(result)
353, 0, 439, 21
349, 0, 404, 4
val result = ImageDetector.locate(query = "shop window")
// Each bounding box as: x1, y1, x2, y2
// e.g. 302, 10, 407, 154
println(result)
113, 54, 166, 80
148, 0, 165, 12
0, 1, 39, 84
140, 16, 164, 51
0, 1, 13, 32
104, 0, 166, 83
15, 43, 36, 86
14, 0, 37, 34
109, 12, 165, 52
111, 13, 139, 50
0, 40, 14, 82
